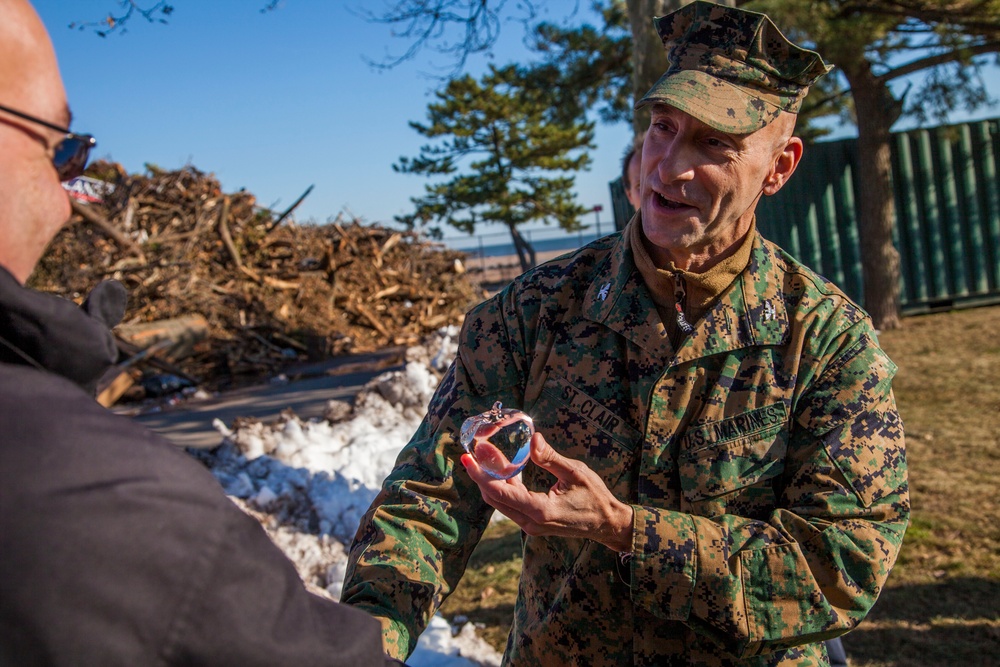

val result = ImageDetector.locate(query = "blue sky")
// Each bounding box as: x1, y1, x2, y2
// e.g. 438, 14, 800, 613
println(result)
37, 1, 1000, 248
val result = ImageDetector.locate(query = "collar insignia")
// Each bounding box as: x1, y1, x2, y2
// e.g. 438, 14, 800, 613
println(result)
763, 300, 776, 321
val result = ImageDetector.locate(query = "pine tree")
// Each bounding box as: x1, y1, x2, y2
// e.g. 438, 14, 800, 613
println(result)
395, 64, 595, 272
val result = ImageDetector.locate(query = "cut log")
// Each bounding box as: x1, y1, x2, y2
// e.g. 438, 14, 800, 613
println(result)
116, 314, 209, 362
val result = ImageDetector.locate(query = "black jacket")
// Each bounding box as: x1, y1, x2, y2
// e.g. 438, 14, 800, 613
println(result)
0, 267, 399, 666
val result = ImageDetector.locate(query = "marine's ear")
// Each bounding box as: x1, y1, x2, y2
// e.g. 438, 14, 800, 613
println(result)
763, 135, 803, 196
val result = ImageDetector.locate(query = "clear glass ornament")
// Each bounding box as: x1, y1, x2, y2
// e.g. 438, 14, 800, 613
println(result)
460, 401, 535, 480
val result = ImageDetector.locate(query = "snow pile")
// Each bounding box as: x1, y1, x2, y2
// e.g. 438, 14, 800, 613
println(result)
193, 326, 502, 667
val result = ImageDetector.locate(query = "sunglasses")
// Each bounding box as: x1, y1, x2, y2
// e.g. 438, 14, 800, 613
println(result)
0, 102, 96, 181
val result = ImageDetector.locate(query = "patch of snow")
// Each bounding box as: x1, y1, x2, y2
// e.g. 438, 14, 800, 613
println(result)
195, 327, 503, 667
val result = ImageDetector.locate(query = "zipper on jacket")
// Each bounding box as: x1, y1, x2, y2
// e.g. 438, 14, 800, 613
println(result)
672, 273, 694, 335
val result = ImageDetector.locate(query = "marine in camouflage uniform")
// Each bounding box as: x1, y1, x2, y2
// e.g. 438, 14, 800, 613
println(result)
343, 3, 909, 665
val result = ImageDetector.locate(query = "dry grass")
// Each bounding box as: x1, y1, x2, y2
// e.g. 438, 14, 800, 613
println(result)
846, 305, 1000, 666
440, 305, 1000, 666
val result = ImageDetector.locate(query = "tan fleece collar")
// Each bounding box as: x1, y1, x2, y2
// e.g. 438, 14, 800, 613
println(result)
629, 214, 756, 313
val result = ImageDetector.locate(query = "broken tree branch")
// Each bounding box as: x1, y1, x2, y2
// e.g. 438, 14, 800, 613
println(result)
265, 184, 314, 234
70, 199, 146, 261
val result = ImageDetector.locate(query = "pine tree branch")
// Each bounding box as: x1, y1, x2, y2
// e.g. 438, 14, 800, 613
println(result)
835, 1, 1000, 36
878, 40, 1000, 84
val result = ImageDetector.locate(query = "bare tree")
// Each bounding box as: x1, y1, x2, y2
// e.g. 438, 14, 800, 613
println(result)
71, 1, 281, 36
361, 1, 734, 123
69, 1, 173, 36
356, 0, 543, 72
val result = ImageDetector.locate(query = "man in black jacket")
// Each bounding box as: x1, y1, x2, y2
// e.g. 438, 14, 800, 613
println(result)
0, 1, 400, 664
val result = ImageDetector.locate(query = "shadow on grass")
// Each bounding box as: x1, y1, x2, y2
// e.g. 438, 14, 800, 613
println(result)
844, 577, 1000, 667
468, 521, 523, 569
441, 520, 524, 651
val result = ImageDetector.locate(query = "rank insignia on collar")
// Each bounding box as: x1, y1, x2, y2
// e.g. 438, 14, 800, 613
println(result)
763, 300, 776, 321
598, 282, 611, 301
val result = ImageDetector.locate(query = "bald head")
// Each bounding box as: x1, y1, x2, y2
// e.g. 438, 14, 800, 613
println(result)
0, 0, 73, 283
0, 0, 66, 119
764, 111, 798, 151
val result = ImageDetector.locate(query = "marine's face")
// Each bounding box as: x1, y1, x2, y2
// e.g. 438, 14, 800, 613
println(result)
639, 103, 796, 270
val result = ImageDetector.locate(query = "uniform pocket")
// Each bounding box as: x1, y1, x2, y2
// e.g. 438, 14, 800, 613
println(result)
678, 403, 789, 511
525, 374, 641, 496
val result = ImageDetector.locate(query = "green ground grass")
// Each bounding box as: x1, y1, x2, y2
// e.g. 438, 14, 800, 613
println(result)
440, 305, 1000, 666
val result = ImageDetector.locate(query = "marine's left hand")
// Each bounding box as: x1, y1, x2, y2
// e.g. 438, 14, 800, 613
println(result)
461, 431, 634, 552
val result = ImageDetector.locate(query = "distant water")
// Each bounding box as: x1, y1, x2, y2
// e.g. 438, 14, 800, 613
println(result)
446, 231, 608, 258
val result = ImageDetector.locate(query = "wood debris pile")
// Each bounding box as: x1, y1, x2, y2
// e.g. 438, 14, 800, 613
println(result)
30, 161, 483, 393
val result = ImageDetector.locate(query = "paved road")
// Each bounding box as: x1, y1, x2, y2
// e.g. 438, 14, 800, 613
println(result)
123, 349, 406, 449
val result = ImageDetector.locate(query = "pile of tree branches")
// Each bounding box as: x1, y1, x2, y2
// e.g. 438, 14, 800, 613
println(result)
30, 161, 483, 393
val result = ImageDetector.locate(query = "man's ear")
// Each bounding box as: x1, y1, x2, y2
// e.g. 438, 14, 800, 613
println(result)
763, 136, 803, 196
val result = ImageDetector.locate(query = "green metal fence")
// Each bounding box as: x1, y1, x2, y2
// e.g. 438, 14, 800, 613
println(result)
610, 117, 1000, 314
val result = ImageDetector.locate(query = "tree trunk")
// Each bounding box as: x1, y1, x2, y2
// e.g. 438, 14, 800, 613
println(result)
625, 0, 734, 136
626, 0, 671, 136
508, 223, 537, 273
842, 66, 903, 330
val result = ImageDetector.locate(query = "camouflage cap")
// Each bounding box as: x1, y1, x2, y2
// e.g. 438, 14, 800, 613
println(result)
635, 1, 832, 133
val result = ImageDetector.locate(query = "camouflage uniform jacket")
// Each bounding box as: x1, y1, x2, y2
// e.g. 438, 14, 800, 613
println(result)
342, 223, 910, 666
